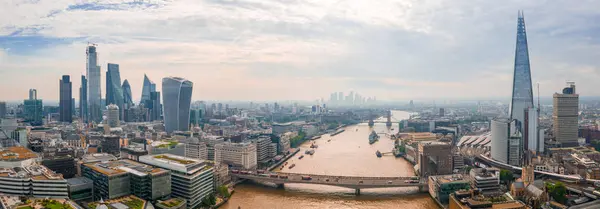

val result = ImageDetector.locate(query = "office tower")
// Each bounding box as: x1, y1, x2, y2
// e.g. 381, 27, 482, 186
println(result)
214, 142, 258, 169
86, 45, 102, 122
509, 11, 534, 132
122, 79, 133, 108
254, 136, 271, 162
553, 82, 579, 147
0, 101, 6, 118
418, 141, 452, 177
140, 154, 214, 209
71, 98, 75, 116
24, 89, 43, 125
106, 63, 124, 116
141, 74, 155, 104
59, 75, 73, 123
162, 77, 193, 133
491, 119, 510, 163
29, 89, 37, 100
80, 75, 88, 122
107, 104, 120, 128
149, 91, 161, 121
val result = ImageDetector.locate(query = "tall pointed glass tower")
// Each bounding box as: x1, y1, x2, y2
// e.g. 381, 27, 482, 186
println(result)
509, 11, 534, 129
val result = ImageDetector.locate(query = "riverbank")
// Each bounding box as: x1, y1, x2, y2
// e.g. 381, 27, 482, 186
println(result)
268, 148, 301, 171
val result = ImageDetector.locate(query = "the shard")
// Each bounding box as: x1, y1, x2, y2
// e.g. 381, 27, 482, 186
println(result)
509, 11, 534, 129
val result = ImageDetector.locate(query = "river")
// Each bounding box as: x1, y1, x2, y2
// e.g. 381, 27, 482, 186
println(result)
222, 111, 439, 209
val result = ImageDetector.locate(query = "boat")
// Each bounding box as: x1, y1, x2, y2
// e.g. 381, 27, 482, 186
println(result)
310, 143, 319, 148
331, 129, 345, 136
311, 135, 321, 140
299, 155, 304, 160
306, 150, 315, 155
376, 150, 382, 158
327, 139, 331, 142
356, 128, 358, 131
369, 131, 380, 144
368, 120, 374, 127
288, 164, 296, 169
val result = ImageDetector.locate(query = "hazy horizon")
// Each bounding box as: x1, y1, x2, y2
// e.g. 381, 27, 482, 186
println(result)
2, 1, 600, 102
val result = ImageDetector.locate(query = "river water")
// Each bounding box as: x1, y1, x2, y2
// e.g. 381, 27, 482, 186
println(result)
222, 111, 439, 209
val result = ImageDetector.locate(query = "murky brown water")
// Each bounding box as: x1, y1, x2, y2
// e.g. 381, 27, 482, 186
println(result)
222, 111, 439, 209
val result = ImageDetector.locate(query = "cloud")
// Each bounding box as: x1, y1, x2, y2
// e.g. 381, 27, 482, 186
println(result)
1, 0, 600, 102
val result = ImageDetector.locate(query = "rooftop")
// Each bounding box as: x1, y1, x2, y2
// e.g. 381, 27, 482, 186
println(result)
83, 159, 167, 176
87, 195, 146, 209
156, 198, 185, 209
0, 147, 38, 161
139, 154, 211, 174
0, 165, 64, 180
81, 153, 118, 163
431, 174, 468, 184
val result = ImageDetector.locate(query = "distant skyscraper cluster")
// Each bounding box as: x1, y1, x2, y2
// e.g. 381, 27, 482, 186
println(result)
328, 91, 376, 106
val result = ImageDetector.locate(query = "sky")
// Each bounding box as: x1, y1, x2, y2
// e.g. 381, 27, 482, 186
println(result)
2, 0, 600, 103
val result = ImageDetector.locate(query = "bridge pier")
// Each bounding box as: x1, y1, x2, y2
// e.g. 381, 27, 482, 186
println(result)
418, 185, 428, 193
355, 189, 360, 195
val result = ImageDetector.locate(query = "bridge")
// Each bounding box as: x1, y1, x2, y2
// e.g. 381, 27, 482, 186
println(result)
476, 154, 600, 185
232, 172, 427, 195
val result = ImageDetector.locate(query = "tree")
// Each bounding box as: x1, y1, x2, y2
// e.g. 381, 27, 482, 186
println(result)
218, 186, 230, 198
499, 169, 514, 185
200, 193, 217, 208
546, 182, 567, 204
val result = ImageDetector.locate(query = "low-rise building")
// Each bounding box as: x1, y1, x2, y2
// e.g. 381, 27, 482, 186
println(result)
214, 142, 257, 169
156, 198, 187, 209
428, 174, 471, 204
449, 190, 530, 209
81, 159, 171, 201
469, 168, 500, 194
139, 154, 214, 209
67, 177, 94, 202
0, 147, 69, 198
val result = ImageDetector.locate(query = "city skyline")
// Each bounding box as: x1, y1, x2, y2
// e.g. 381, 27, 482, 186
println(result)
2, 1, 600, 102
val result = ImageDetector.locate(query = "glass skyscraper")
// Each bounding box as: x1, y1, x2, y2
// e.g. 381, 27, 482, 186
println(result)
106, 63, 124, 117
162, 77, 193, 133
24, 89, 43, 125
141, 74, 155, 104
509, 11, 534, 130
80, 75, 88, 122
122, 79, 133, 107
59, 75, 73, 123
86, 45, 102, 122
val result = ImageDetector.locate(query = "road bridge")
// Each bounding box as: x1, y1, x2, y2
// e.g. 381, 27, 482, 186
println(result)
232, 172, 427, 195
476, 154, 600, 185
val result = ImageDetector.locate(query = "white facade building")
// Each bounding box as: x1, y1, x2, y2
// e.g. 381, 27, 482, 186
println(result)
139, 154, 214, 209
185, 138, 208, 160
214, 142, 257, 169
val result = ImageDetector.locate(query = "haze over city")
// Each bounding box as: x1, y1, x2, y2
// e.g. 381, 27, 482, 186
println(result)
2, 0, 600, 102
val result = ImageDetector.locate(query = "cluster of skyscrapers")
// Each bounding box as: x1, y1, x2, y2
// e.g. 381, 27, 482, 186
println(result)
53, 44, 195, 133
328, 91, 376, 106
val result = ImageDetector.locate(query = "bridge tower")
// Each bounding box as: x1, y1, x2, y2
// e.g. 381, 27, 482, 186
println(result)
385, 110, 392, 127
